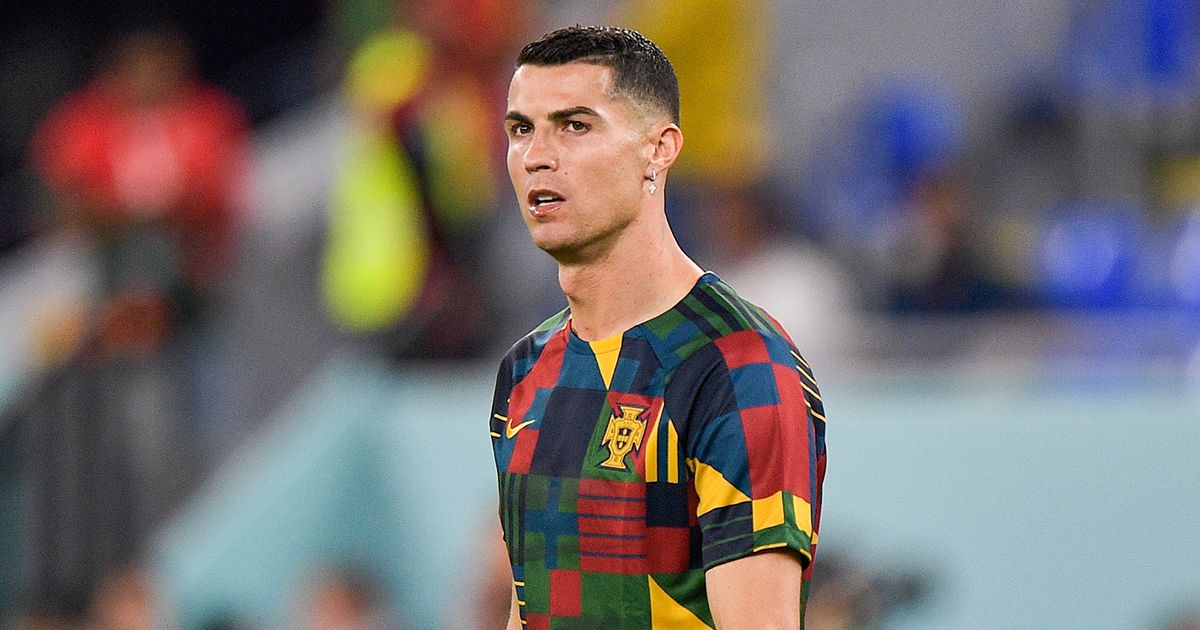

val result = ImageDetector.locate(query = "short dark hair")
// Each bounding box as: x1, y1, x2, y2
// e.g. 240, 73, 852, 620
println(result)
516, 25, 680, 125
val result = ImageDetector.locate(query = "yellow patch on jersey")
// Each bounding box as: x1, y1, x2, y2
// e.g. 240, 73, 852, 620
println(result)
589, 333, 622, 389
792, 494, 814, 536
648, 576, 713, 629
752, 491, 786, 532
688, 459, 750, 517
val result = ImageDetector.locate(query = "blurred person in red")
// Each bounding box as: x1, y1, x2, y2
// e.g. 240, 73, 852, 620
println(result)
31, 25, 248, 360
25, 26, 251, 589
30, 25, 250, 464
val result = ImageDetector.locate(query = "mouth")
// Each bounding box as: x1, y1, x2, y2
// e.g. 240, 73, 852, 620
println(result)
527, 189, 565, 217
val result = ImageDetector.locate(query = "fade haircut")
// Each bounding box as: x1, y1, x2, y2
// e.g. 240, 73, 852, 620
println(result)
516, 25, 681, 125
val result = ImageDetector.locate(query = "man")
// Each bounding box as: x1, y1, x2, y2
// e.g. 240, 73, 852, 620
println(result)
490, 26, 827, 629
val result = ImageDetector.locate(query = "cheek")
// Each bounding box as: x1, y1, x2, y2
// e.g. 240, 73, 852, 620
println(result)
583, 145, 638, 184
506, 144, 520, 174
595, 159, 643, 199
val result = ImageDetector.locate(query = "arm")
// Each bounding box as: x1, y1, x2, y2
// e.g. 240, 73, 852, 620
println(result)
706, 550, 804, 630
684, 329, 826, 629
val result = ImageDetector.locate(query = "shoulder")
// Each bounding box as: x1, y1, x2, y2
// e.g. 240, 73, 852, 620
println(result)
696, 274, 797, 347
495, 307, 570, 377
649, 273, 801, 375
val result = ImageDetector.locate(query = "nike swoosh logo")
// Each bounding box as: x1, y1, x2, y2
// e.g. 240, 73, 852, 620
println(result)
506, 418, 535, 438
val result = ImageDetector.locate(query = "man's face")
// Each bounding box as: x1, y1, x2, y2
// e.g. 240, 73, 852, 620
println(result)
504, 63, 655, 261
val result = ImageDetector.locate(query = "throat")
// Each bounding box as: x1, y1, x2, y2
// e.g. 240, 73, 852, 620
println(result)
559, 254, 703, 342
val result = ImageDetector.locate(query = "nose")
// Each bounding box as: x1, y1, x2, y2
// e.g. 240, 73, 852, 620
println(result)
522, 129, 558, 173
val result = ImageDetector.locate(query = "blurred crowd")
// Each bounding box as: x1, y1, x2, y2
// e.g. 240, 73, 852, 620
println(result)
10, 562, 404, 629
2, 0, 1200, 628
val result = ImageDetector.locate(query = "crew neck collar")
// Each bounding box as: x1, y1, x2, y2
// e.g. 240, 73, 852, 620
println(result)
562, 271, 719, 354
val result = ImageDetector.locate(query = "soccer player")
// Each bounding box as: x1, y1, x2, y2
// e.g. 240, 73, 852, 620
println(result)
490, 26, 827, 629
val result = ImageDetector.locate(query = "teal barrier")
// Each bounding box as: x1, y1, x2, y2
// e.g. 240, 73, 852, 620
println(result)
152, 356, 498, 629
0, 423, 25, 620
152, 358, 1200, 629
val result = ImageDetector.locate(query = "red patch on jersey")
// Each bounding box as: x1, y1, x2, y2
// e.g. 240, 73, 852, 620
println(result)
549, 569, 581, 617
579, 534, 643, 557
578, 478, 647, 574
773, 362, 814, 499
738, 364, 813, 499
577, 496, 645, 518
580, 552, 647, 575
508, 428, 539, 475
739, 404, 785, 499
646, 526, 691, 573
715, 329, 771, 369
579, 478, 646, 500
507, 327, 568, 429
525, 613, 550, 630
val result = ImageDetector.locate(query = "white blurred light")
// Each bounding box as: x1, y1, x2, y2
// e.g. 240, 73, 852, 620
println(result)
1043, 219, 1121, 292
1169, 214, 1200, 305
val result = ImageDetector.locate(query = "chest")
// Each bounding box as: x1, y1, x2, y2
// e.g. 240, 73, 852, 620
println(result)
498, 345, 675, 483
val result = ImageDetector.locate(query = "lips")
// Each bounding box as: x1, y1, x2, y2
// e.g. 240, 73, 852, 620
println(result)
527, 188, 565, 217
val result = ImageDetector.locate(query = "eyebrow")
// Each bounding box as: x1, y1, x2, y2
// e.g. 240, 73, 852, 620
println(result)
504, 111, 533, 126
504, 106, 602, 126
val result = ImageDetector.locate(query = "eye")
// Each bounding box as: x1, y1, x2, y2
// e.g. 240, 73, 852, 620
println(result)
508, 122, 532, 137
565, 120, 589, 133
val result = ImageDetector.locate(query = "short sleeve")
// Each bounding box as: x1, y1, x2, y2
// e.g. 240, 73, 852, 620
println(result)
683, 329, 824, 571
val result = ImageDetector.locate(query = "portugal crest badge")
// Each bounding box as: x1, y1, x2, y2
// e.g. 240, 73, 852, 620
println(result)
599, 403, 648, 470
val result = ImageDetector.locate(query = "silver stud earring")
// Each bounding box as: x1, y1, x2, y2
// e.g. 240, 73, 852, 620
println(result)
648, 170, 657, 194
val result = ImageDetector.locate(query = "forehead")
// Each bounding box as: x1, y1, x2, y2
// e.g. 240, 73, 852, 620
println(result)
507, 62, 620, 113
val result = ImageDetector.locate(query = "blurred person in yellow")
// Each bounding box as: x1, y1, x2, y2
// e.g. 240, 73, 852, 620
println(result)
323, 0, 536, 359
621, 1, 864, 366
621, 0, 770, 190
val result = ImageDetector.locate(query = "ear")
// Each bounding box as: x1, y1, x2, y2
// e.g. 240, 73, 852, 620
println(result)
646, 123, 683, 176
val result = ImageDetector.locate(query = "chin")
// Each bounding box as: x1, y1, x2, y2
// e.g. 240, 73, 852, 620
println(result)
530, 231, 587, 262
532, 237, 575, 258
528, 224, 570, 251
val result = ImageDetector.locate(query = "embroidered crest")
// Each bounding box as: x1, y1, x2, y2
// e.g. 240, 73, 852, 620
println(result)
599, 404, 648, 470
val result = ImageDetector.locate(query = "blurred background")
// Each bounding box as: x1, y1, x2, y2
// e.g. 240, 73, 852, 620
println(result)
1, 0, 1199, 628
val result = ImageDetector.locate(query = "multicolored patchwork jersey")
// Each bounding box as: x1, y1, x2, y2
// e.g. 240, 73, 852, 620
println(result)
490, 272, 827, 629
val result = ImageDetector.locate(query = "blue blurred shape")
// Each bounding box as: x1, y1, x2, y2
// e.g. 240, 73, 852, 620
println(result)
1065, 0, 1200, 101
1036, 202, 1140, 309
862, 79, 964, 186
1144, 0, 1200, 91
803, 78, 965, 250
1169, 213, 1200, 308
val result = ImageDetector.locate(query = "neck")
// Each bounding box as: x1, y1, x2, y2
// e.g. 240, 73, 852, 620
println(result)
558, 208, 703, 341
